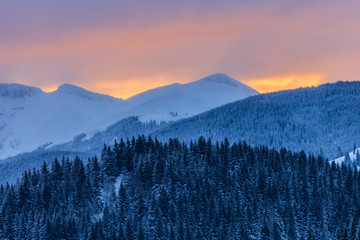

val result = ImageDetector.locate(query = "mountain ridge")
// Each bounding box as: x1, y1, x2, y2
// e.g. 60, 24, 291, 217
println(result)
0, 83, 43, 98
0, 73, 257, 159
1, 73, 255, 100
54, 83, 123, 102
197, 73, 246, 87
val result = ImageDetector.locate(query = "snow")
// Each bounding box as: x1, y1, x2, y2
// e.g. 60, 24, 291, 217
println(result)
0, 73, 258, 159
0, 86, 127, 160
332, 147, 360, 165
111, 73, 258, 123
0, 83, 42, 98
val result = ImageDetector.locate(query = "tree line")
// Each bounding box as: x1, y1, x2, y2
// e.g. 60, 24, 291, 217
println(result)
1, 136, 360, 239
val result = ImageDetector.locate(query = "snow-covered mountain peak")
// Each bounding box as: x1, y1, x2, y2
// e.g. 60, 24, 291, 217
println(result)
55, 83, 122, 102
120, 74, 259, 123
197, 73, 241, 88
0, 83, 43, 98
56, 83, 97, 96
56, 83, 85, 92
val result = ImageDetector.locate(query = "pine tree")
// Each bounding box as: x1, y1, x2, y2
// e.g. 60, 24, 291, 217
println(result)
101, 145, 117, 178
137, 221, 145, 240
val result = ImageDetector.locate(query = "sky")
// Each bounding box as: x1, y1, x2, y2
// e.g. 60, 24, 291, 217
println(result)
1, 0, 359, 98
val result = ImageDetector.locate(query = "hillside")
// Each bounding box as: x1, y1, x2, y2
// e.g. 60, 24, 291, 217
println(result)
0, 137, 358, 239
0, 83, 126, 159
155, 81, 360, 158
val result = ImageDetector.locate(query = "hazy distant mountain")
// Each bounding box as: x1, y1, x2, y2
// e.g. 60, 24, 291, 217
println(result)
121, 73, 258, 122
0, 73, 258, 159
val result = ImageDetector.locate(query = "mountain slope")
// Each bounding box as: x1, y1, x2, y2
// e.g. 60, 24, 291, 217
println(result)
0, 117, 167, 184
99, 73, 259, 124
0, 83, 126, 159
154, 81, 360, 158
0, 73, 258, 159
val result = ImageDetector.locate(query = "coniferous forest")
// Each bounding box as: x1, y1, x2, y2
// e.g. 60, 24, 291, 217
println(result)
1, 136, 360, 239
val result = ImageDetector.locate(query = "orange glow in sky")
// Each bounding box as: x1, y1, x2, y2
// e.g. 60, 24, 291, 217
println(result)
1, 1, 360, 98
95, 77, 172, 99
246, 74, 323, 93
42, 86, 59, 93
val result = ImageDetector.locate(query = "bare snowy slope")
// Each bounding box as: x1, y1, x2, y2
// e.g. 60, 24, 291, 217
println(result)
103, 73, 259, 123
0, 83, 127, 159
0, 73, 258, 159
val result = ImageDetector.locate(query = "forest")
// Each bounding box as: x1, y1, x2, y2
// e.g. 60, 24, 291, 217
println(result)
156, 81, 360, 159
1, 136, 360, 239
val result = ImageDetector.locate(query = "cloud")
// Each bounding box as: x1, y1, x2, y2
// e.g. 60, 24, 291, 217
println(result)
0, 1, 359, 97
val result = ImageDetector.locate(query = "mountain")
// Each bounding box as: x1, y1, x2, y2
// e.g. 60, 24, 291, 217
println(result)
154, 81, 360, 158
0, 83, 42, 98
122, 73, 258, 122
0, 74, 258, 159
0, 83, 126, 160
2, 81, 360, 184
